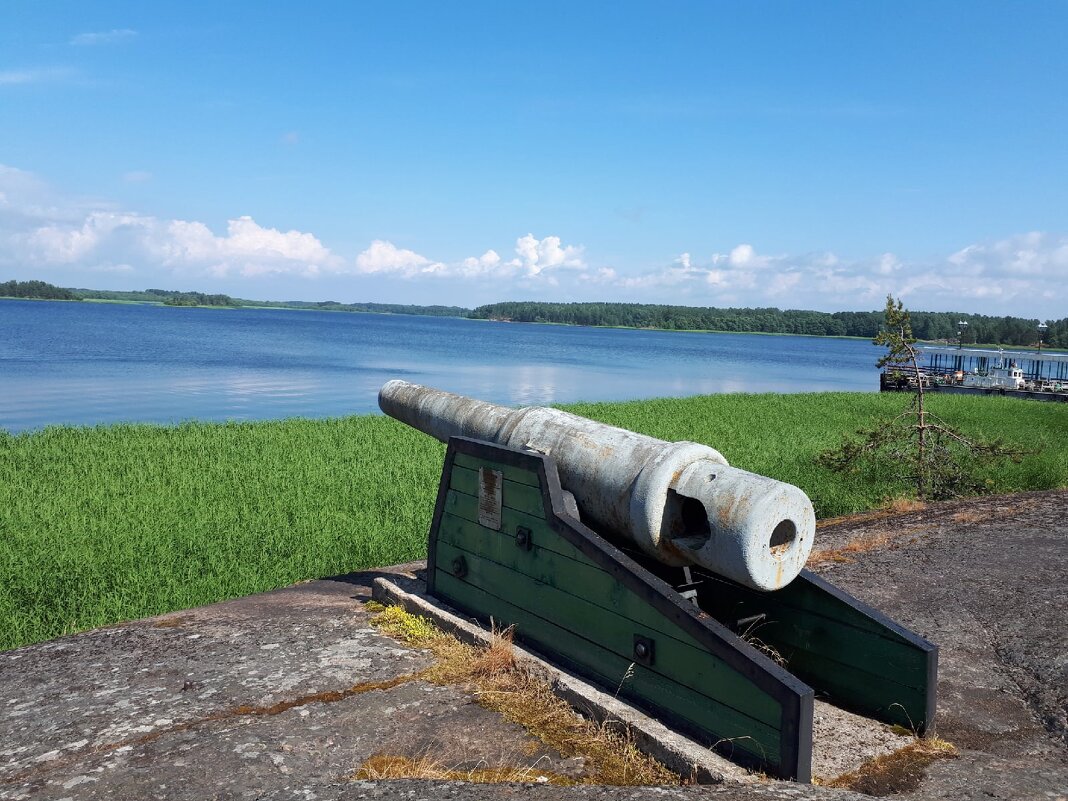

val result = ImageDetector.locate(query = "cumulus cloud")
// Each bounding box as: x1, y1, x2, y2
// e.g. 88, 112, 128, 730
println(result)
1, 167, 341, 279
947, 231, 1068, 278
355, 240, 440, 276
459, 250, 502, 276
17, 211, 340, 278
70, 29, 137, 46
510, 233, 585, 276
352, 234, 585, 282
160, 216, 339, 276
603, 235, 1066, 317
2, 164, 1064, 316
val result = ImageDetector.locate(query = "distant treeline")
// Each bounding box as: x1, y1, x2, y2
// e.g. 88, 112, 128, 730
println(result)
159, 290, 236, 307
5, 280, 1064, 347
69, 287, 462, 315
471, 302, 1068, 348
1, 280, 469, 317
0, 280, 80, 301
65, 287, 236, 306
240, 299, 470, 317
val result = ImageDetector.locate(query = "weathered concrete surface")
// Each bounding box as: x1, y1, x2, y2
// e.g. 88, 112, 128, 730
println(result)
811, 489, 1068, 799
275, 780, 873, 800
1, 491, 1067, 800
0, 565, 584, 800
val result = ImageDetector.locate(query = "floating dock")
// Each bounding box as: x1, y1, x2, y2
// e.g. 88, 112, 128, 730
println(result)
880, 345, 1068, 402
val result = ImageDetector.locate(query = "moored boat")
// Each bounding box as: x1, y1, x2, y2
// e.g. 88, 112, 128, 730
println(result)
880, 346, 1068, 402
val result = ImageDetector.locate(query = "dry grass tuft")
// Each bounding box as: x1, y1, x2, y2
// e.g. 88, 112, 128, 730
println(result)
467, 621, 518, 677
806, 532, 896, 566
823, 736, 956, 795
354, 753, 576, 785
807, 519, 942, 566
815, 497, 927, 530
367, 603, 679, 787
884, 497, 928, 515
737, 622, 788, 668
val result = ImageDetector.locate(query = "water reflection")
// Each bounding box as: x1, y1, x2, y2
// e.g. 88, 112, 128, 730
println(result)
0, 299, 880, 432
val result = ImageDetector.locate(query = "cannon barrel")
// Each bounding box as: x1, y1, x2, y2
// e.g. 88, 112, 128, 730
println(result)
379, 380, 815, 591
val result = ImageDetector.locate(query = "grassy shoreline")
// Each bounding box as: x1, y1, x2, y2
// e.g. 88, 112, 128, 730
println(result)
1, 392, 1065, 651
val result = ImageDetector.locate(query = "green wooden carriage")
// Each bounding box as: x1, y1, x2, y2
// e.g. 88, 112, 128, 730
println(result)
426, 436, 938, 782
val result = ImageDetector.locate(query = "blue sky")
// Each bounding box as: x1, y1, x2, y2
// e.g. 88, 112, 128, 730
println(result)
2, 2, 1066, 317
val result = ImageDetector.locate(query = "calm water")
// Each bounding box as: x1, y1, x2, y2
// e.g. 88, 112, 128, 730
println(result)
0, 299, 880, 432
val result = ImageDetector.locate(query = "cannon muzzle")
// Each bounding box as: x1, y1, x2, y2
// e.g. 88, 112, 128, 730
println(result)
379, 380, 815, 590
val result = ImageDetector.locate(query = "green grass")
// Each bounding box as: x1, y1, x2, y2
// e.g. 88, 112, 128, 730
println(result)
1, 393, 1065, 651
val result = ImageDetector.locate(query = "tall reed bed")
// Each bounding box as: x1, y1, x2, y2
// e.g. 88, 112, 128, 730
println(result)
1, 393, 1064, 650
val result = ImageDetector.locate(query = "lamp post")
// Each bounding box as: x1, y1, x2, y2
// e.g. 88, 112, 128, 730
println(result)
1037, 322, 1048, 384
956, 320, 969, 377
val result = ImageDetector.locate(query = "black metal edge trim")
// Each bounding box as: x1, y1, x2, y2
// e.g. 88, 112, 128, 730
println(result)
442, 436, 811, 780
922, 644, 939, 735
779, 685, 814, 784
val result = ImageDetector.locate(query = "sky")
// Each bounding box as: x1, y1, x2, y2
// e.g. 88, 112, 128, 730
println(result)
1, 2, 1066, 318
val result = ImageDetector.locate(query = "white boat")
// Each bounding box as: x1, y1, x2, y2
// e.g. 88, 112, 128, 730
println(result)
961, 352, 1026, 390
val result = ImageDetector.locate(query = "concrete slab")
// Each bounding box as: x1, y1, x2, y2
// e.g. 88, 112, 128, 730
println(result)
0, 566, 581, 800
811, 489, 1068, 799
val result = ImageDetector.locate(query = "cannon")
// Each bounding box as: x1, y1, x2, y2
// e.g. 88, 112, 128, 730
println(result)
377, 380, 937, 781
379, 379, 814, 591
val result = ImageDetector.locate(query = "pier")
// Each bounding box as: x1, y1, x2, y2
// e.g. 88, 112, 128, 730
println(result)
880, 345, 1068, 401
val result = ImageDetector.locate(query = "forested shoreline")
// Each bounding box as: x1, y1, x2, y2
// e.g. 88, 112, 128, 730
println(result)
471, 301, 1068, 348
0, 280, 464, 317
3, 279, 1064, 347
0, 280, 80, 301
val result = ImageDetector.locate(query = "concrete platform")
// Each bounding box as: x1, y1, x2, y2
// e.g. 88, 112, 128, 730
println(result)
2, 491, 1067, 800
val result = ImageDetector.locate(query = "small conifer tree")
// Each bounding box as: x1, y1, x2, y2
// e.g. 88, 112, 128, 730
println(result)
818, 295, 1026, 501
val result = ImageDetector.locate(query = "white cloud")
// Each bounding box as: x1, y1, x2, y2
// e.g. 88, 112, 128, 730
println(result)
459, 250, 502, 276
19, 211, 340, 278
355, 240, 439, 276
280, 131, 300, 146
1, 164, 1064, 317
123, 171, 153, 183
351, 234, 585, 282
874, 253, 901, 275
767, 271, 802, 296
0, 67, 75, 86
70, 29, 137, 46
509, 233, 585, 276
23, 211, 146, 263
728, 244, 757, 267
579, 266, 619, 284
158, 216, 340, 276
1, 167, 341, 279
947, 232, 1068, 278
601, 234, 1067, 318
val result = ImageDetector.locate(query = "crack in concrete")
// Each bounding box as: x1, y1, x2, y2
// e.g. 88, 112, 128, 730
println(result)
1, 670, 426, 788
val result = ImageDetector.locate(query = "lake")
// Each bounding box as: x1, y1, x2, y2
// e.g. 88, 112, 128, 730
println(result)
0, 299, 880, 432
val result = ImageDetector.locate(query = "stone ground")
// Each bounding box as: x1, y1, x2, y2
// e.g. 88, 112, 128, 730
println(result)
1, 490, 1066, 800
